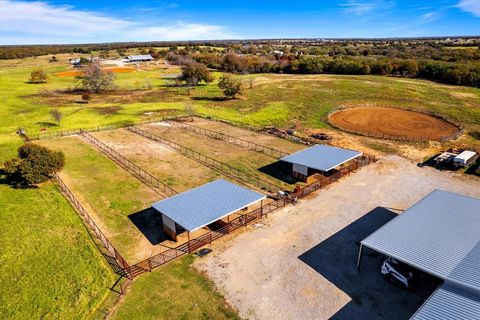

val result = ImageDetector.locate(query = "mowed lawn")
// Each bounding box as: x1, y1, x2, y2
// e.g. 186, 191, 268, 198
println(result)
110, 255, 239, 320
38, 136, 163, 263
193, 74, 480, 147
0, 180, 115, 320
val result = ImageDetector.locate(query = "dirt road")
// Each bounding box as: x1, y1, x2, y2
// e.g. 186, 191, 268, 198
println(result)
195, 156, 480, 320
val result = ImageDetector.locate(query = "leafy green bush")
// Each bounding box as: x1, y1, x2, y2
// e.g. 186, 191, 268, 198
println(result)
218, 74, 242, 99
4, 144, 64, 187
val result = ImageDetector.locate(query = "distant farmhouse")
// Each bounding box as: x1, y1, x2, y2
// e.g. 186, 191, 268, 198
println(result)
127, 54, 154, 63
69, 57, 96, 67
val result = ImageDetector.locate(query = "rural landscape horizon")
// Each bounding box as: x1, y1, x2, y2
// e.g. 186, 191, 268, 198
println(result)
0, 1, 479, 320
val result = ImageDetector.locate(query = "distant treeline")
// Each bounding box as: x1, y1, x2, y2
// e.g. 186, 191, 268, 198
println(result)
182, 51, 480, 88
2, 38, 480, 87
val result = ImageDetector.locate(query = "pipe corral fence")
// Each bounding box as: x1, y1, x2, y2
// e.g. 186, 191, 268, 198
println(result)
19, 114, 376, 279
327, 106, 464, 143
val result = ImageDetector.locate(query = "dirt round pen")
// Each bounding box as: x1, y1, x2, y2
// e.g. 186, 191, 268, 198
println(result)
328, 107, 462, 142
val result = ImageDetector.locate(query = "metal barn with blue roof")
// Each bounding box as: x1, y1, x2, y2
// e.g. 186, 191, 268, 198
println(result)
280, 144, 362, 181
152, 179, 266, 241
358, 190, 480, 320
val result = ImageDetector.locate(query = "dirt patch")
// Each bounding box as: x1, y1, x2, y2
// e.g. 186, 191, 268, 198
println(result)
188, 117, 305, 154
450, 91, 478, 99
90, 128, 226, 192
55, 67, 135, 77
95, 106, 122, 115
55, 70, 82, 77
195, 156, 480, 320
329, 107, 460, 142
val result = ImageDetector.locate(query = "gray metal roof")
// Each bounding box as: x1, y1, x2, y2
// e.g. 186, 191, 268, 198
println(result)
127, 54, 154, 60
361, 189, 480, 293
152, 179, 266, 232
411, 283, 480, 320
280, 145, 362, 172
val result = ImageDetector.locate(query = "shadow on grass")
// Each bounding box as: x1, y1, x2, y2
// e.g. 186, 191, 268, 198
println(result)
0, 169, 39, 189
465, 159, 480, 176
128, 208, 168, 245
0, 169, 8, 185
258, 161, 297, 185
298, 207, 440, 320
191, 96, 229, 102
36, 121, 58, 128
468, 131, 480, 140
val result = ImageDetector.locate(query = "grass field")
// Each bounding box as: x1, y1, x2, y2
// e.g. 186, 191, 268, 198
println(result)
186, 117, 305, 154
90, 128, 225, 192
37, 136, 164, 263
110, 255, 239, 320
193, 74, 480, 138
140, 123, 295, 189
0, 179, 115, 320
1, 54, 479, 319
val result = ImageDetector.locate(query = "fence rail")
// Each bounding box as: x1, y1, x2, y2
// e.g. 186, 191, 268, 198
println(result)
128, 126, 284, 194
29, 114, 190, 141
21, 115, 376, 279
132, 197, 287, 274
80, 130, 178, 198
169, 120, 288, 159
130, 154, 375, 276
327, 106, 464, 143
51, 173, 133, 279
191, 113, 330, 147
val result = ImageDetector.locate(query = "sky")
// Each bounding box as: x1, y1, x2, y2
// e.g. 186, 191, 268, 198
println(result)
0, 0, 479, 45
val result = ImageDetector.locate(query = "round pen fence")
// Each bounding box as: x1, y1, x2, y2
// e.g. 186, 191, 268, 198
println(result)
327, 106, 463, 143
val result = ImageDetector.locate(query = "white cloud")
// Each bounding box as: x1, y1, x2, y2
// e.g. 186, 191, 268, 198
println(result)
420, 11, 441, 22
0, 0, 235, 44
456, 0, 480, 17
340, 0, 395, 16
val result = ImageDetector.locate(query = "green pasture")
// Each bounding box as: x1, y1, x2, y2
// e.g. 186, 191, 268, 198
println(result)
1, 55, 479, 319
0, 179, 115, 320
110, 255, 239, 320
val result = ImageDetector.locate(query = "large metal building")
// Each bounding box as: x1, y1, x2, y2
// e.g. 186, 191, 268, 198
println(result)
358, 189, 480, 319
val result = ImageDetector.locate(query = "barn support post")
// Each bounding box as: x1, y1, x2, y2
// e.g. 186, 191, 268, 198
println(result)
227, 215, 230, 234
356, 244, 363, 271
260, 200, 263, 218
187, 232, 191, 253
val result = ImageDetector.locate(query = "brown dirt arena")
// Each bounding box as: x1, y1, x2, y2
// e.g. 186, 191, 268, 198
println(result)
55, 67, 135, 77
329, 107, 460, 141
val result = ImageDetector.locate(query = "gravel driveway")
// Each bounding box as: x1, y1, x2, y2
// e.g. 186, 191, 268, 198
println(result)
195, 156, 480, 320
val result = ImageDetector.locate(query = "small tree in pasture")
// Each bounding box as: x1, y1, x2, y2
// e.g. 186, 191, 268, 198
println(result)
81, 92, 91, 103
29, 68, 48, 83
50, 109, 63, 125
79, 62, 115, 93
178, 61, 213, 86
4, 144, 65, 187
218, 74, 242, 99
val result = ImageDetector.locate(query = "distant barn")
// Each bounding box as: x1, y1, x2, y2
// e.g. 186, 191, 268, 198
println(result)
127, 54, 154, 63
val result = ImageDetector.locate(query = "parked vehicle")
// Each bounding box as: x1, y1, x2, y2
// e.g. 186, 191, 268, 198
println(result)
381, 257, 415, 289
453, 151, 478, 168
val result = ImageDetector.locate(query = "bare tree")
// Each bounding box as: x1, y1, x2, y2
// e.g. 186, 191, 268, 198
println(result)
29, 68, 48, 83
50, 109, 63, 125
79, 62, 115, 93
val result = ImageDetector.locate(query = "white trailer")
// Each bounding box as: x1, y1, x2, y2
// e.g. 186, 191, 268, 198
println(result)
453, 151, 478, 167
